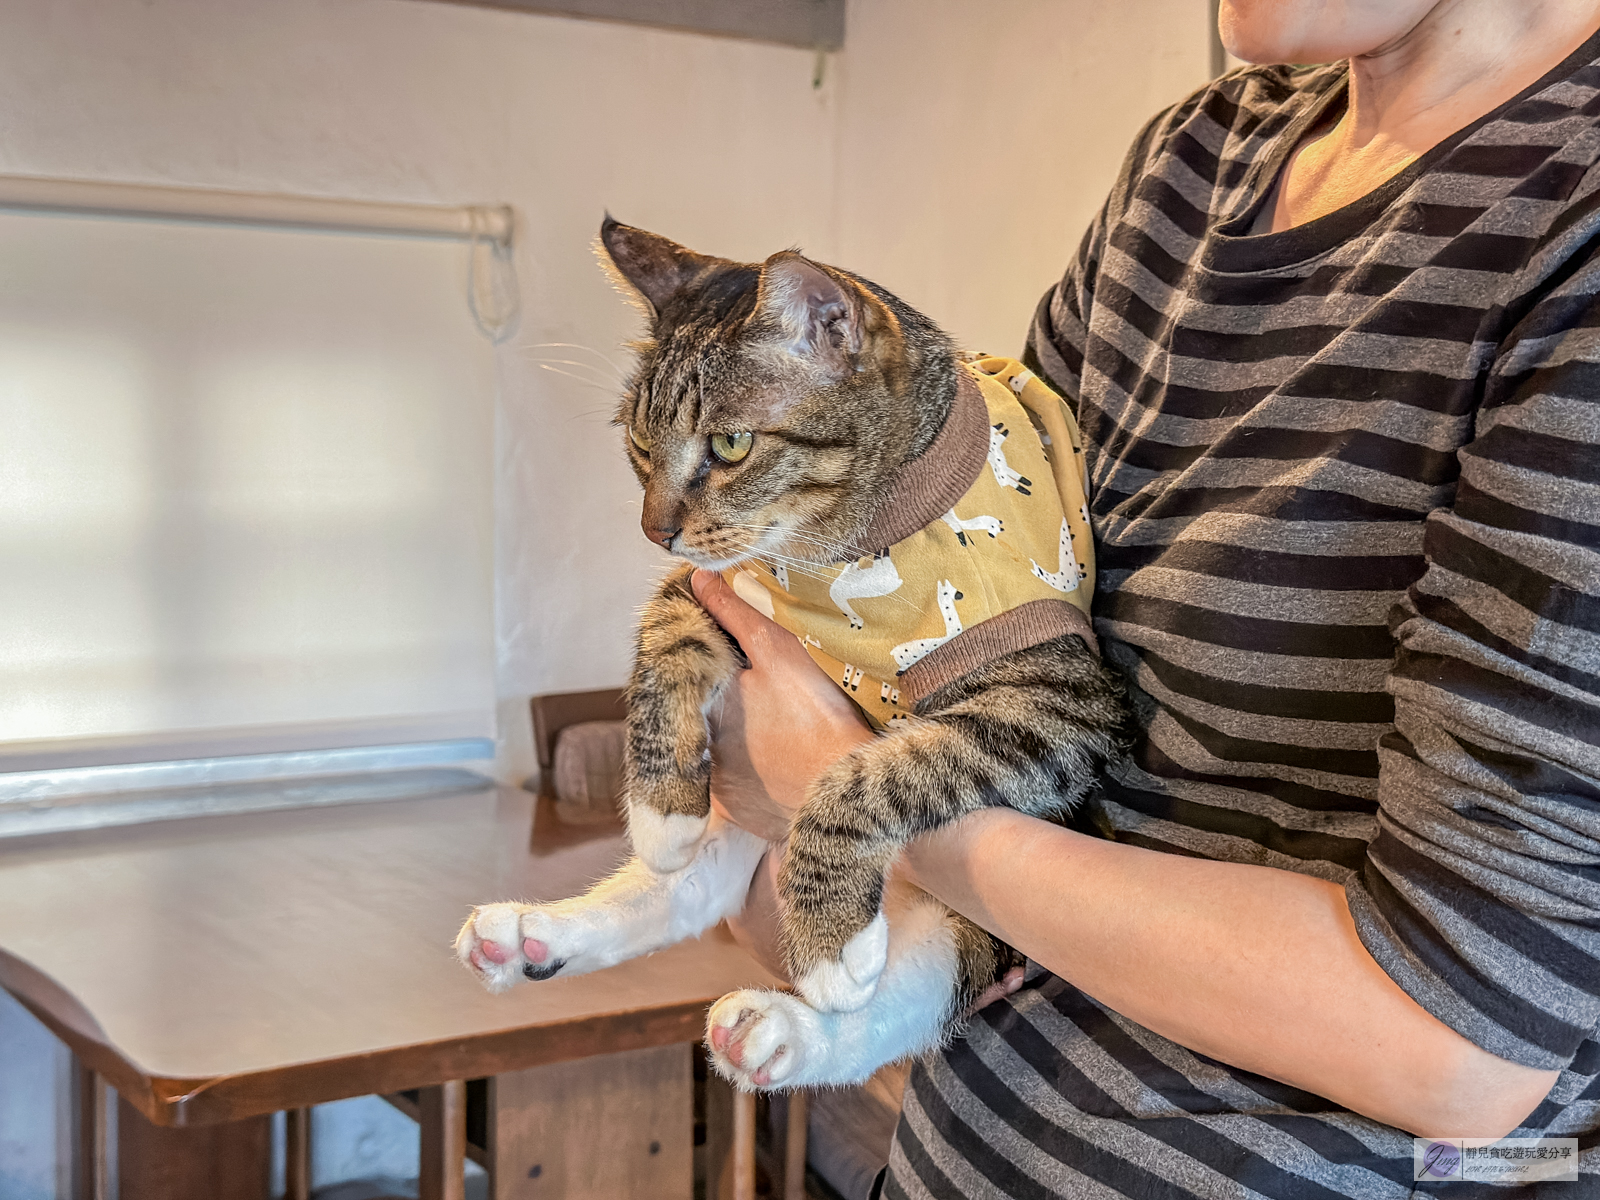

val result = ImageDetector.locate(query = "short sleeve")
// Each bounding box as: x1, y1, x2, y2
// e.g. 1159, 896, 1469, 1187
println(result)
1345, 255, 1600, 1071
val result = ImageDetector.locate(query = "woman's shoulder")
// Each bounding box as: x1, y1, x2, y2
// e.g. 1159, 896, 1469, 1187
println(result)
1132, 61, 1346, 173
1101, 62, 1346, 224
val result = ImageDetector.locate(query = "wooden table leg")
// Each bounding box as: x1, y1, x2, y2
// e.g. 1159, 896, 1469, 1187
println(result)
68, 1058, 107, 1200
419, 1080, 468, 1200
489, 1044, 691, 1199
784, 1090, 809, 1200
117, 1096, 271, 1200
731, 1089, 756, 1200
705, 1061, 734, 1200
285, 1107, 312, 1200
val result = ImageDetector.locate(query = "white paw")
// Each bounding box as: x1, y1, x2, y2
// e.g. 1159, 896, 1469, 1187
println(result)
454, 902, 534, 994
706, 988, 819, 1090
794, 912, 889, 1013
628, 806, 709, 873
456, 902, 607, 992
515, 905, 611, 978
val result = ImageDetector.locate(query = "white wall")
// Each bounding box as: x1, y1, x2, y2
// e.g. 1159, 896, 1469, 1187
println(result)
833, 0, 1214, 354
0, 0, 1208, 784
0, 0, 846, 786
0, 1, 1210, 1191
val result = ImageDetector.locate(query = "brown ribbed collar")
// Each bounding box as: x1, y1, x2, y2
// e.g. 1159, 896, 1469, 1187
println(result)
848, 365, 989, 556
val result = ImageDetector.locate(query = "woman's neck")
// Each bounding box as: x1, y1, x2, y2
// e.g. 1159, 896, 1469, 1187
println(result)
1262, 0, 1600, 234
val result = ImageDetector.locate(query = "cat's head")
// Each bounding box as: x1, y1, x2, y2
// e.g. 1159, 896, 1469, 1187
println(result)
598, 218, 954, 569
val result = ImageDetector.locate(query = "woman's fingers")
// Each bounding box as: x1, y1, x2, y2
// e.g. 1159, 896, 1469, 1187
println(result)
692, 568, 864, 702
690, 569, 769, 647
966, 966, 1026, 1016
692, 565, 872, 831
691, 568, 813, 670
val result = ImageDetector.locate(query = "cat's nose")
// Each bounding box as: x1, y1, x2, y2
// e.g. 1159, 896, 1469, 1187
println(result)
645, 524, 681, 549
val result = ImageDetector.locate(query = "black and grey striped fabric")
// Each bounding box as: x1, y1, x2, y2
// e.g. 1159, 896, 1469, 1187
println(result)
884, 36, 1600, 1200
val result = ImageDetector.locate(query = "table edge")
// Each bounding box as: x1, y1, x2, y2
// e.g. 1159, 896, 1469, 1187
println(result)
3, 942, 731, 1127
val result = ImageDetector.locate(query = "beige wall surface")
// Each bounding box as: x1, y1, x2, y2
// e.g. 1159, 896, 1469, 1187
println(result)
0, 0, 1211, 782
833, 0, 1214, 355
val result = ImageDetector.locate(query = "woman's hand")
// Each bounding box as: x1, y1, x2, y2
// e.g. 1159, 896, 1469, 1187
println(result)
690, 568, 1048, 1015
690, 569, 873, 841
689, 569, 874, 977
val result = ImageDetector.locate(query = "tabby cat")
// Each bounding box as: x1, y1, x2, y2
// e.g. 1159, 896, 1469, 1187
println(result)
456, 219, 1129, 1090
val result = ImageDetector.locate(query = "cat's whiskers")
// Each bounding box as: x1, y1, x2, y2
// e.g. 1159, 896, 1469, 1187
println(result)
756, 547, 836, 576
724, 525, 907, 601
753, 553, 836, 585
721, 528, 896, 594
692, 545, 836, 584
536, 362, 619, 393
722, 523, 858, 564
767, 534, 851, 563
535, 357, 625, 383
731, 528, 850, 581
700, 525, 833, 582
680, 531, 766, 571
732, 529, 924, 614
527, 342, 630, 385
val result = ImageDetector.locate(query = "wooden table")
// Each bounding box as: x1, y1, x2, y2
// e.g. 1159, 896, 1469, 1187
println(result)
0, 781, 781, 1198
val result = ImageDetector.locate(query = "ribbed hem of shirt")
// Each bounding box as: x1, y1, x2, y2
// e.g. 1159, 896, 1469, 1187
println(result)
901, 599, 1097, 707
850, 366, 991, 555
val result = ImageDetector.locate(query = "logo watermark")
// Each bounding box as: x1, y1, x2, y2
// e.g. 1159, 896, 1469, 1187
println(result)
1414, 1138, 1579, 1183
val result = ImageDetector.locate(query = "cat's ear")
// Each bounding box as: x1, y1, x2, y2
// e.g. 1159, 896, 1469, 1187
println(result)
754, 252, 867, 379
598, 217, 717, 318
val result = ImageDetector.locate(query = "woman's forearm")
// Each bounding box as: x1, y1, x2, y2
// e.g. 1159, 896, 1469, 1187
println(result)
695, 569, 1557, 1134
903, 808, 1557, 1139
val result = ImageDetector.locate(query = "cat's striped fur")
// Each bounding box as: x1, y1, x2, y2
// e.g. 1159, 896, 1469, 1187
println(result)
456, 221, 1129, 1088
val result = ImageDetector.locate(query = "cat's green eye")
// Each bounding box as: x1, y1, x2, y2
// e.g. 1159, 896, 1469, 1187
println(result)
710, 431, 754, 463
629, 426, 651, 453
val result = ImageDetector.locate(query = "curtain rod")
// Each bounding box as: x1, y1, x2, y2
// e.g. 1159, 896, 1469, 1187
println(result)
0, 174, 514, 246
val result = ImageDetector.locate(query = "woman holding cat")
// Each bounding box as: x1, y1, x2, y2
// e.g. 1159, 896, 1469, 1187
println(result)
697, 0, 1600, 1195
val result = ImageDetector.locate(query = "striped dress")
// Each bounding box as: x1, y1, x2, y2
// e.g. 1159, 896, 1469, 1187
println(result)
882, 37, 1600, 1200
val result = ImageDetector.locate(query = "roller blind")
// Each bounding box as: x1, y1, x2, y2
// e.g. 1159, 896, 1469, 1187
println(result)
0, 209, 496, 772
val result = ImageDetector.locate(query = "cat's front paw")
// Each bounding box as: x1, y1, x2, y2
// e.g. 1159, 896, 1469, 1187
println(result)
706, 988, 820, 1090
790, 911, 889, 1013
457, 901, 627, 991
455, 902, 541, 993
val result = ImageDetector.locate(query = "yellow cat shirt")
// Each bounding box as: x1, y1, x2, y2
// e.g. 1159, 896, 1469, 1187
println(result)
724, 356, 1095, 726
